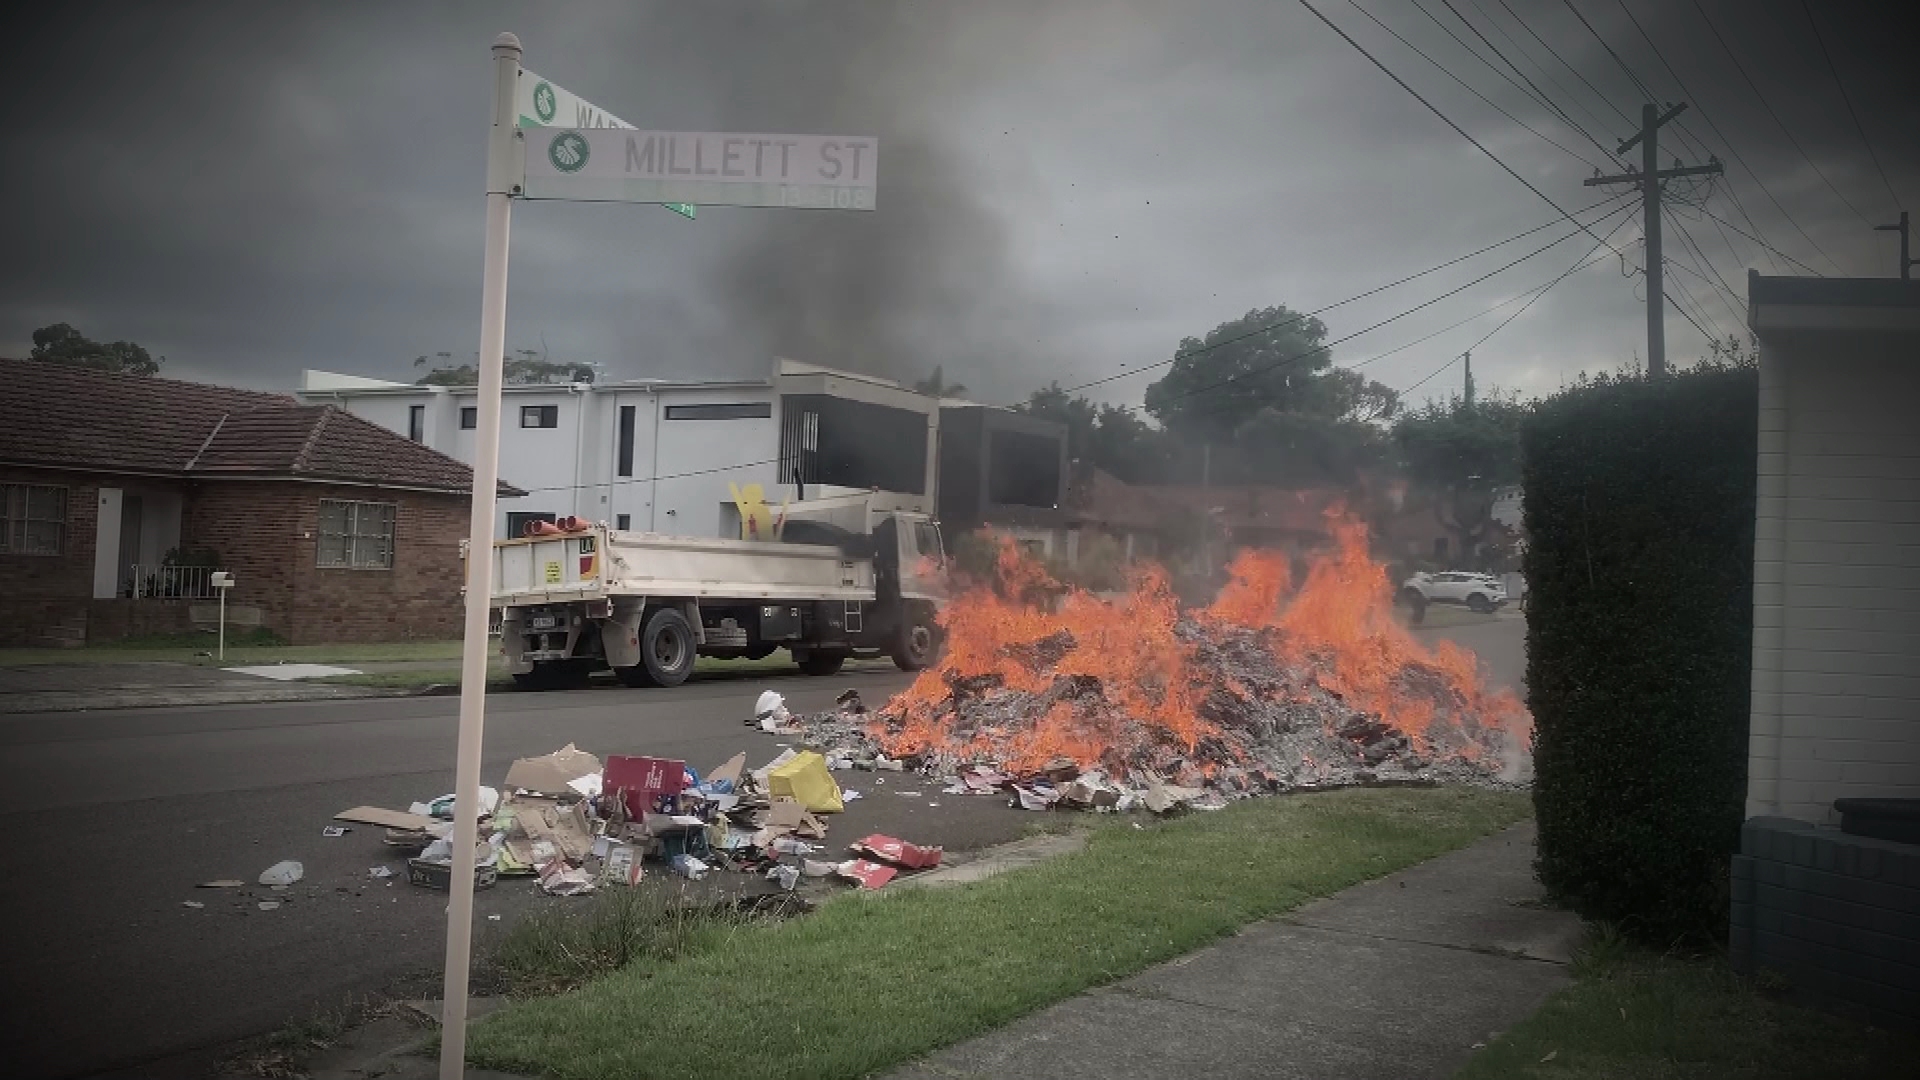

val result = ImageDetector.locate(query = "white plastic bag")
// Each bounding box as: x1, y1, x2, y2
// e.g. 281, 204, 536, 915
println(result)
258, 860, 304, 886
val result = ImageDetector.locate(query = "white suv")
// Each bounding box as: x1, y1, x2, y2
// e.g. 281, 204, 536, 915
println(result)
1399, 571, 1508, 614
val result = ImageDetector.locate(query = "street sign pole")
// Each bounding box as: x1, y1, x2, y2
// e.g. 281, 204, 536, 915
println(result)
437, 36, 873, 1077
439, 30, 521, 1080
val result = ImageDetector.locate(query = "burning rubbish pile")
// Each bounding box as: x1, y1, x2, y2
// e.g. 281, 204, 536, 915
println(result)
797, 514, 1532, 810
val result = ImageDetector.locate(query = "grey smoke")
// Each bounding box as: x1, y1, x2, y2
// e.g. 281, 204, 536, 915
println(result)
684, 2, 1045, 394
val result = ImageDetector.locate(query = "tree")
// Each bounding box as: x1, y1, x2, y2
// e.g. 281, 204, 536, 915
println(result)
1147, 306, 1348, 435
1019, 383, 1175, 484
1392, 392, 1528, 562
911, 365, 967, 398
1142, 307, 1398, 489
1233, 408, 1390, 488
413, 348, 594, 386
29, 323, 162, 376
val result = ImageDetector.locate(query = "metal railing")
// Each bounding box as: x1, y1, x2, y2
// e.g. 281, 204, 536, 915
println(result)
128, 564, 222, 600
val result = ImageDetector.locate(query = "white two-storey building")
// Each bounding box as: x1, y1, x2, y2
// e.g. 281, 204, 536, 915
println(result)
297, 359, 943, 539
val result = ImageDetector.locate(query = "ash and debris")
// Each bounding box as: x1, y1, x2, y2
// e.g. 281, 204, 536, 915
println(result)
795, 618, 1530, 813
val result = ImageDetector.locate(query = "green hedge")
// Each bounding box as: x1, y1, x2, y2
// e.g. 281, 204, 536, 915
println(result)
1522, 362, 1757, 943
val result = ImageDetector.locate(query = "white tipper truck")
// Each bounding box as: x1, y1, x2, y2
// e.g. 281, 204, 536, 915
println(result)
484, 493, 947, 690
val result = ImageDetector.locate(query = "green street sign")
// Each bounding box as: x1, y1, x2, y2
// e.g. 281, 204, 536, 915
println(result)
516, 69, 695, 220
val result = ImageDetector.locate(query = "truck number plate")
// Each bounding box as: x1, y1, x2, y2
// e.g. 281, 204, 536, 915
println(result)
531, 615, 557, 630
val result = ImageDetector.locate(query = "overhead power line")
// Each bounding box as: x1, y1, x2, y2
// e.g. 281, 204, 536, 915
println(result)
1396, 241, 1619, 396
1135, 205, 1638, 415
1688, 0, 1875, 234
1151, 202, 1643, 422
1397, 203, 1643, 398
1608, 0, 1818, 275
1493, 0, 1636, 130
1348, 0, 1609, 171
1663, 262, 1730, 340
1798, 0, 1905, 214
1417, 0, 1617, 161
1558, 0, 1660, 105
1050, 189, 1632, 399
1297, 0, 1631, 262
1695, 203, 1827, 276
1458, 0, 1619, 147
510, 454, 783, 497
1669, 213, 1748, 316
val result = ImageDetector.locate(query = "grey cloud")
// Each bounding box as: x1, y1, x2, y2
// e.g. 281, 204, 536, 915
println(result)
0, 0, 1912, 410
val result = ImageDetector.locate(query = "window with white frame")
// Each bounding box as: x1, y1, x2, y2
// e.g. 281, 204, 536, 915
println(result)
0, 484, 66, 555
317, 499, 397, 569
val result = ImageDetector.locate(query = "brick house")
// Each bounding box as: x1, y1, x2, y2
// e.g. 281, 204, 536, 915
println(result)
0, 359, 523, 646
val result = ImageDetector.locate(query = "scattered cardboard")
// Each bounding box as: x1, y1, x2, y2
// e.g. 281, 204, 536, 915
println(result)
764, 797, 829, 839
536, 859, 595, 896
335, 806, 437, 831
852, 834, 944, 869
512, 795, 594, 862
642, 813, 707, 836
601, 844, 643, 887
706, 752, 747, 791
1143, 779, 1205, 814
504, 744, 603, 796
1061, 779, 1120, 807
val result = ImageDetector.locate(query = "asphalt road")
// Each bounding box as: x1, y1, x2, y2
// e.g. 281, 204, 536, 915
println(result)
0, 667, 1018, 1080
0, 613, 1526, 1080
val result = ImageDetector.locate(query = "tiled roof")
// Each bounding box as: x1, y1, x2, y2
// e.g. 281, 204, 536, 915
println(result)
1066, 468, 1167, 530
0, 357, 292, 474
0, 358, 521, 494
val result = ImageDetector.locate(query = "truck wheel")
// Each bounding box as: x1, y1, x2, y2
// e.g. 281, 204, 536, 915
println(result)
892, 614, 937, 672
798, 651, 846, 676
628, 608, 695, 688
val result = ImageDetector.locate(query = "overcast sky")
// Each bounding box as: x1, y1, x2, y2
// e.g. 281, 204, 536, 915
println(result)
2, 0, 1914, 413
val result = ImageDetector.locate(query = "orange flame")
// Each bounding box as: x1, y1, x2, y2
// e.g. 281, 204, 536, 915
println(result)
878, 507, 1531, 779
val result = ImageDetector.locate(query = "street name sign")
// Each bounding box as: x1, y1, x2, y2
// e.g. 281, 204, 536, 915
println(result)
523, 127, 878, 210
515, 69, 696, 219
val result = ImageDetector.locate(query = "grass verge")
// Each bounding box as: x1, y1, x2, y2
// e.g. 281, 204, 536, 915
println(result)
468, 785, 1530, 1080
224, 994, 391, 1078
1454, 925, 1920, 1080
487, 888, 754, 998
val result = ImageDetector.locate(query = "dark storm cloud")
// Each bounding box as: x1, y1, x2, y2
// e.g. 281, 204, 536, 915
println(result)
0, 1, 1912, 406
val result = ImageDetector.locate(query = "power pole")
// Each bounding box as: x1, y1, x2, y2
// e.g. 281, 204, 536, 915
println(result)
1585, 103, 1723, 376
1875, 211, 1915, 280
1462, 350, 1474, 408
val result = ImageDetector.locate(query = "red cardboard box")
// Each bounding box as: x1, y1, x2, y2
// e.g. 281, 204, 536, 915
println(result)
604, 755, 688, 819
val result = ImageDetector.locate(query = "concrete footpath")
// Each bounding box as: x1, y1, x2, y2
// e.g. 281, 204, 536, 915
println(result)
892, 821, 1581, 1080
0, 661, 388, 713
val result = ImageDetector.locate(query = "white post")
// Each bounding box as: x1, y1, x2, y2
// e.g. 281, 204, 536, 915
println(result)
440, 31, 520, 1080
218, 587, 226, 661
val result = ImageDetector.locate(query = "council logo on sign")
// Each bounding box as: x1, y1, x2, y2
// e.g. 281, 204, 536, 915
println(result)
532, 80, 557, 124
548, 131, 590, 173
